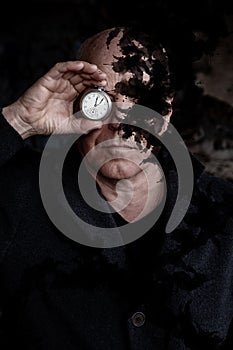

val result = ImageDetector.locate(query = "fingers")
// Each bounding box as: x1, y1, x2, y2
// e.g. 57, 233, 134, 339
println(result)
49, 60, 106, 79
73, 80, 107, 94
73, 81, 87, 94
48, 61, 85, 79
69, 71, 106, 85
73, 80, 105, 95
47, 60, 107, 96
79, 118, 103, 134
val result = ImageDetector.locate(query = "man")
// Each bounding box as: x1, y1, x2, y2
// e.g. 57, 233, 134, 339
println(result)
0, 26, 233, 349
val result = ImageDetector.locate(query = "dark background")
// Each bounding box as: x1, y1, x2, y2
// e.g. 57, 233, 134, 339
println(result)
0, 0, 232, 181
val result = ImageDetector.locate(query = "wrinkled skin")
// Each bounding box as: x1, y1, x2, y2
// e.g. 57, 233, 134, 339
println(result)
76, 27, 174, 179
75, 27, 173, 221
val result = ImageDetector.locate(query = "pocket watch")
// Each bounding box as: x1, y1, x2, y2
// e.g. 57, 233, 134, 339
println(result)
79, 87, 112, 120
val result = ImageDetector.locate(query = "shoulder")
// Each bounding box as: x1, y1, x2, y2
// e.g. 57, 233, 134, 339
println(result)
0, 144, 42, 215
188, 171, 233, 238
0, 144, 42, 261
0, 144, 41, 183
186, 151, 233, 221
195, 171, 233, 211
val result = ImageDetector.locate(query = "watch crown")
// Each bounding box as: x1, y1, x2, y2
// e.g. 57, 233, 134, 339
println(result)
95, 86, 104, 91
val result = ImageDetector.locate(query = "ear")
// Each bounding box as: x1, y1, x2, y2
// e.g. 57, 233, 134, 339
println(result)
156, 97, 173, 136
164, 97, 174, 122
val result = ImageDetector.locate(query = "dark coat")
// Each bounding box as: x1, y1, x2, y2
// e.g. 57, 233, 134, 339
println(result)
0, 113, 233, 350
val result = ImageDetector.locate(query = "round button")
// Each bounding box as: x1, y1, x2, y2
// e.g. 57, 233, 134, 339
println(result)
131, 311, 146, 327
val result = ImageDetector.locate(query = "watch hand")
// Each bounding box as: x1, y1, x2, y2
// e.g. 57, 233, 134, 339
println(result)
94, 96, 98, 107
96, 98, 104, 106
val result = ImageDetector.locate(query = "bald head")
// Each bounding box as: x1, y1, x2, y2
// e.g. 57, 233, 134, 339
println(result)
76, 27, 124, 68
76, 26, 174, 115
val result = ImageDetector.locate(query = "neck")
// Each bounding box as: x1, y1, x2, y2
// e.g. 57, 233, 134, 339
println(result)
95, 162, 165, 222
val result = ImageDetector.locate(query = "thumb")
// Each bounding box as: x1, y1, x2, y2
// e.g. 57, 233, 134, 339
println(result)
54, 114, 103, 135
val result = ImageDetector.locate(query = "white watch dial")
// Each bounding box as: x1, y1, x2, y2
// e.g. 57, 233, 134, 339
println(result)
81, 90, 112, 120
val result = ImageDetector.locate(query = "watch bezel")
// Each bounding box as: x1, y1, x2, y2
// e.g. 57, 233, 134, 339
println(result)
79, 87, 112, 120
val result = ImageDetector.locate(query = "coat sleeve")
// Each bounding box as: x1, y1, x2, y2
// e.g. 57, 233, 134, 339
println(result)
223, 318, 233, 349
0, 111, 26, 262
0, 111, 25, 167
0, 111, 26, 328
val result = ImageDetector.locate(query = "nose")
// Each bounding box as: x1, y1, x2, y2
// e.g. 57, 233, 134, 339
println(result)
114, 98, 134, 120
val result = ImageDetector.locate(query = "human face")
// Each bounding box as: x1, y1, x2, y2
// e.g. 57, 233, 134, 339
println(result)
77, 70, 157, 180
76, 29, 172, 180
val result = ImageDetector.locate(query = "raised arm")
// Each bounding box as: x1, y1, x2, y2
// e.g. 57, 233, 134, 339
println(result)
0, 60, 107, 165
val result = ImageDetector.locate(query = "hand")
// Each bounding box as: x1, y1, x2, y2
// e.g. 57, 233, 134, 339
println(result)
2, 61, 107, 139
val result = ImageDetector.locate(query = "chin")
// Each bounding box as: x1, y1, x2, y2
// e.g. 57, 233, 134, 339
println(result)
99, 159, 142, 179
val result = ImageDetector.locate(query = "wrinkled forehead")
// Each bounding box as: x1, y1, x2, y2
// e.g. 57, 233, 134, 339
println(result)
77, 29, 120, 65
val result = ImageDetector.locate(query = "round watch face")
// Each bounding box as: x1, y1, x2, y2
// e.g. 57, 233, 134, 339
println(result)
80, 88, 112, 120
